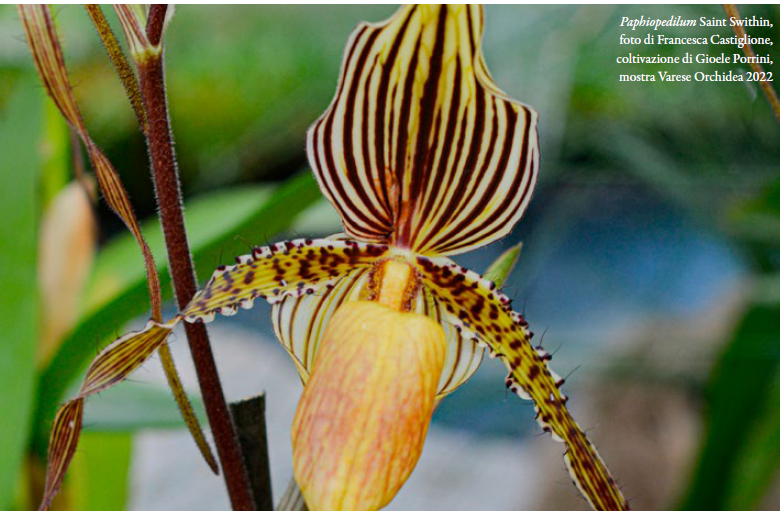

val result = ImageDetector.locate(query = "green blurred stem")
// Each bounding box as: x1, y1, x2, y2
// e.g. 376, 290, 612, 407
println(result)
135, 7, 254, 510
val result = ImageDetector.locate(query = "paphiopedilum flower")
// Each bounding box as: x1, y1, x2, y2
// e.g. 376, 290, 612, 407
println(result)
37, 4, 628, 511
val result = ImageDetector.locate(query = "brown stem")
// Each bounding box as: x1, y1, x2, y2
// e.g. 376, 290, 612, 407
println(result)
724, 4, 780, 123
135, 33, 254, 511
146, 4, 168, 47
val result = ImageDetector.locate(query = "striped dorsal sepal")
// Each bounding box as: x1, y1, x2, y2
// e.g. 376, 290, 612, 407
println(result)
182, 238, 389, 322
416, 256, 629, 511
308, 5, 539, 256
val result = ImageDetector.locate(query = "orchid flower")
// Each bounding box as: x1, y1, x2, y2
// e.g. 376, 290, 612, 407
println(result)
36, 4, 628, 511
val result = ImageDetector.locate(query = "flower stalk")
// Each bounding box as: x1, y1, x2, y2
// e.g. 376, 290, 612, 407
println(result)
84, 2, 217, 477
132, 5, 254, 509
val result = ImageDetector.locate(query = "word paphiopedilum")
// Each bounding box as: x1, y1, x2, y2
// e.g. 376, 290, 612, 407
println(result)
42, 5, 628, 511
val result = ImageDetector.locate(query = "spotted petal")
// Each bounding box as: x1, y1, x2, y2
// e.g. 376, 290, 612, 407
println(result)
308, 5, 539, 256
183, 238, 388, 321
417, 256, 629, 511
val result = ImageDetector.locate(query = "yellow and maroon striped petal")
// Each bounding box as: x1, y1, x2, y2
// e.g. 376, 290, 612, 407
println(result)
272, 252, 482, 396
425, 285, 485, 397
40, 400, 83, 511
273, 266, 372, 378
416, 256, 629, 511
307, 5, 539, 256
79, 320, 177, 396
39, 321, 172, 510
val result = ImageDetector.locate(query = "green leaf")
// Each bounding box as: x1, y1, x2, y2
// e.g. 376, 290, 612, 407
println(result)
0, 76, 41, 509
483, 242, 523, 288
727, 177, 780, 245
83, 381, 207, 432
33, 172, 321, 454
679, 301, 780, 510
724, 376, 780, 510
69, 432, 133, 510
40, 100, 70, 209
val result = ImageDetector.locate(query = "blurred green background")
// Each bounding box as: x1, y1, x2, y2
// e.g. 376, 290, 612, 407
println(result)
0, 4, 778, 510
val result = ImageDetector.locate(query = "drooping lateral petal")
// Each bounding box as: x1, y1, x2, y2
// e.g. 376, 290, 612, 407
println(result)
307, 5, 539, 256
182, 238, 388, 322
271, 253, 483, 396
416, 256, 629, 511
79, 320, 177, 396
19, 6, 158, 287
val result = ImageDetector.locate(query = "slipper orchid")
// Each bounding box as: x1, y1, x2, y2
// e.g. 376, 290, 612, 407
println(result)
37, 4, 628, 511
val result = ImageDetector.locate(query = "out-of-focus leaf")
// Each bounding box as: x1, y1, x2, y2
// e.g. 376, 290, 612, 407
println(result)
39, 100, 69, 209
0, 77, 40, 509
291, 198, 341, 236
69, 432, 132, 510
679, 301, 780, 510
727, 178, 780, 244
83, 381, 206, 432
483, 242, 523, 288
724, 376, 779, 510
33, 172, 320, 453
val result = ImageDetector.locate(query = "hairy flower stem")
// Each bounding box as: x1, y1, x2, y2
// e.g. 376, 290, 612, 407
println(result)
136, 20, 254, 510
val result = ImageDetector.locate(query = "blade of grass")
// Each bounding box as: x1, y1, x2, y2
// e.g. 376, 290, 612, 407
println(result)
0, 76, 41, 510
678, 301, 780, 509
724, 375, 779, 509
